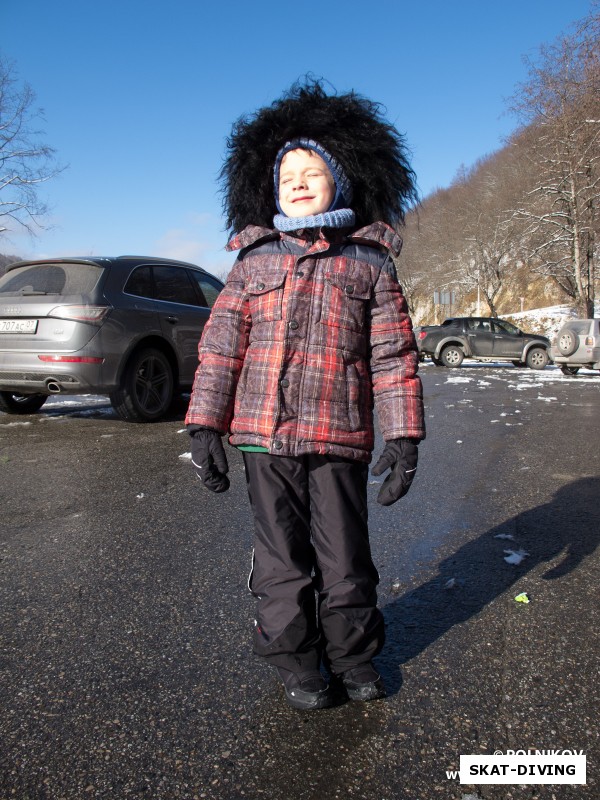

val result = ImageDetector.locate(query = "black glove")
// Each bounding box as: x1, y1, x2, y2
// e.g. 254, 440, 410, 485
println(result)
371, 438, 418, 506
190, 428, 230, 493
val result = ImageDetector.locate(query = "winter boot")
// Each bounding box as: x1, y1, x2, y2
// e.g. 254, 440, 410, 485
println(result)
277, 668, 336, 710
337, 662, 386, 701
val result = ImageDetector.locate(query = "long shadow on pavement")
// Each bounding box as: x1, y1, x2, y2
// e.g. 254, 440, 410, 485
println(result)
378, 477, 600, 694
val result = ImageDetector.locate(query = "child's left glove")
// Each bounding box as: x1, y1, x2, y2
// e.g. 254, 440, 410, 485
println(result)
190, 428, 230, 493
371, 438, 419, 506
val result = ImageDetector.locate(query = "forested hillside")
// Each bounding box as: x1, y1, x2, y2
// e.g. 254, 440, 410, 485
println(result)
397, 8, 599, 325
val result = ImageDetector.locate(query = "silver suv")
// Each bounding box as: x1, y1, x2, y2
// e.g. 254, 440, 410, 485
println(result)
550, 318, 600, 375
0, 256, 224, 421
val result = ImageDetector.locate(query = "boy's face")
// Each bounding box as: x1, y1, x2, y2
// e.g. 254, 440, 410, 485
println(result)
278, 149, 335, 218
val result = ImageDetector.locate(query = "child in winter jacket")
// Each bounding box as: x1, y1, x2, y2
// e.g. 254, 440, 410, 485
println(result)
186, 80, 425, 710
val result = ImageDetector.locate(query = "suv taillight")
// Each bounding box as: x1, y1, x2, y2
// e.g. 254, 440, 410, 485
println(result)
48, 305, 111, 322
418, 330, 427, 340
38, 355, 104, 364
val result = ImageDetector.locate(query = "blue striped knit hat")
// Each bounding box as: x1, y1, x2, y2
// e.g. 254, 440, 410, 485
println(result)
273, 138, 353, 215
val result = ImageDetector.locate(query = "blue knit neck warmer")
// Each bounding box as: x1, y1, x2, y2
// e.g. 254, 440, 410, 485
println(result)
273, 208, 355, 231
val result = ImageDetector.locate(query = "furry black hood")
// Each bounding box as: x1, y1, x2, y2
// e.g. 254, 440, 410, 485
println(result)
220, 79, 418, 234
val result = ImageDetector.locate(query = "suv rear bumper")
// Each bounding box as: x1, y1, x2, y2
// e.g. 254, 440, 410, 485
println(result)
550, 348, 600, 369
0, 372, 88, 394
0, 353, 119, 394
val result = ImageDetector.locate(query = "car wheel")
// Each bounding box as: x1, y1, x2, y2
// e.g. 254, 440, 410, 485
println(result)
560, 365, 580, 376
0, 392, 48, 414
440, 345, 464, 368
557, 328, 579, 356
525, 347, 549, 370
110, 348, 174, 422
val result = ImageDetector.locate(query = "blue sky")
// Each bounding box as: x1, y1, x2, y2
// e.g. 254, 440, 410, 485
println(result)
2, 0, 594, 275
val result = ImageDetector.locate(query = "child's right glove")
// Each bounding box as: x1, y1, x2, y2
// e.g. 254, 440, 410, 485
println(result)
190, 428, 230, 493
371, 438, 419, 506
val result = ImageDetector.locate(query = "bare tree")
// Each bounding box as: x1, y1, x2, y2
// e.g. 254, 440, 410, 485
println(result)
510, 8, 600, 317
399, 187, 462, 314
459, 223, 513, 318
393, 249, 424, 316
0, 57, 63, 237
452, 148, 533, 316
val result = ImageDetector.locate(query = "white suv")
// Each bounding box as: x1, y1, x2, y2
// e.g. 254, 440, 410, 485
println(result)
550, 319, 600, 375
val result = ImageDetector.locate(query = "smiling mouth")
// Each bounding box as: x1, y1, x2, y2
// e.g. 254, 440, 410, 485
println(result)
293, 196, 314, 202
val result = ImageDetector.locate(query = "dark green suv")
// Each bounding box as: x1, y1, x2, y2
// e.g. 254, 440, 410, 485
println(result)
416, 317, 551, 369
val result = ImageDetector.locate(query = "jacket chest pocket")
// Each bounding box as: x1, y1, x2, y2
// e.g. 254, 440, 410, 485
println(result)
246, 272, 286, 323
321, 272, 371, 332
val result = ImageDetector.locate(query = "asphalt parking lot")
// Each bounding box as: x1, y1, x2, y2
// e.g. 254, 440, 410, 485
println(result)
1, 364, 598, 799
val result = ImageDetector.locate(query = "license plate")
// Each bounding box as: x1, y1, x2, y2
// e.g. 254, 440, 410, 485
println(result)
0, 319, 38, 333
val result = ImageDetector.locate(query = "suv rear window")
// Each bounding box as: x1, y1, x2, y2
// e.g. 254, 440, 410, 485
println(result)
0, 263, 104, 296
567, 321, 592, 334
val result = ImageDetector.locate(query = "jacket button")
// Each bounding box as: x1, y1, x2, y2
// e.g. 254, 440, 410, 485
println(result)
288, 320, 299, 330
345, 285, 355, 295
280, 379, 289, 388
274, 440, 283, 449
257, 282, 265, 291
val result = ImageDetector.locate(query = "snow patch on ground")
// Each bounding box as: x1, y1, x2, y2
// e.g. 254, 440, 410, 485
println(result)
506, 302, 599, 338
506, 304, 575, 338
45, 395, 110, 408
504, 548, 529, 565
424, 362, 598, 384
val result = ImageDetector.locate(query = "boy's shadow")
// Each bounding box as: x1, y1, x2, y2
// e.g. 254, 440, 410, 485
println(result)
378, 477, 600, 694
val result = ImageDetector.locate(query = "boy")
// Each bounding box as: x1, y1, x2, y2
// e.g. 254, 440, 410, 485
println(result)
186, 81, 425, 710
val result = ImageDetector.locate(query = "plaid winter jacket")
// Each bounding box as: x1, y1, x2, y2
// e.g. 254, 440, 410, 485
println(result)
185, 222, 425, 462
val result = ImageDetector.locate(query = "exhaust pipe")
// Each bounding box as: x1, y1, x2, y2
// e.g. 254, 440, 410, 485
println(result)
45, 379, 62, 394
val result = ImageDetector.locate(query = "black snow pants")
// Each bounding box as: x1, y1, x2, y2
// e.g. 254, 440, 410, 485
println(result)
243, 452, 385, 675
